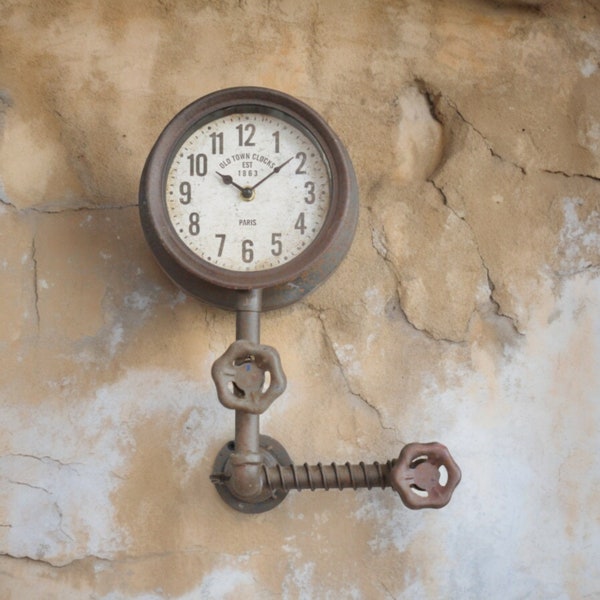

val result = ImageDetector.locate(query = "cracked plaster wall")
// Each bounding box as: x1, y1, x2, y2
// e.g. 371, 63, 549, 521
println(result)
0, 1, 599, 598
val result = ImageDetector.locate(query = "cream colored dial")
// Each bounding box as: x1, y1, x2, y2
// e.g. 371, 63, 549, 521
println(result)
165, 112, 331, 272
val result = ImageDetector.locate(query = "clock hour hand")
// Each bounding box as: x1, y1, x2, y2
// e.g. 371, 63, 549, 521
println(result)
250, 156, 294, 191
216, 171, 245, 192
216, 171, 255, 200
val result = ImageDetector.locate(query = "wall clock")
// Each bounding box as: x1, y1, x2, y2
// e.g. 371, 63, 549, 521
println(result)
139, 86, 358, 311
139, 87, 460, 514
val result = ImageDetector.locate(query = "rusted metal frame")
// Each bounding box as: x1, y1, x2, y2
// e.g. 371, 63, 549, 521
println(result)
138, 87, 359, 313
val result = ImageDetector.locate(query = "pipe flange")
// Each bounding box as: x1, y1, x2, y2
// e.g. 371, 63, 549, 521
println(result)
210, 435, 292, 513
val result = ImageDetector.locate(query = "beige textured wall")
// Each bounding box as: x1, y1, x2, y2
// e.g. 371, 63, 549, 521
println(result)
1, 1, 599, 598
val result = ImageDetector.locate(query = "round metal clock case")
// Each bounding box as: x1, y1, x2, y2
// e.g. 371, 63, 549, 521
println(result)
139, 87, 358, 310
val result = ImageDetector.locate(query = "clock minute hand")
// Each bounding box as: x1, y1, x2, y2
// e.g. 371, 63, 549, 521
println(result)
250, 156, 294, 191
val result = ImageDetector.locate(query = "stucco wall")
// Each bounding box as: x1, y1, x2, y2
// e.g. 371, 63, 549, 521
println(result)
1, 1, 599, 598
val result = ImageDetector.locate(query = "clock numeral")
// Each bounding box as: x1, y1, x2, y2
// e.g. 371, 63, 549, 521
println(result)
179, 181, 192, 204
271, 233, 282, 256
294, 212, 306, 235
189, 212, 200, 236
295, 151, 307, 175
242, 239, 254, 263
236, 124, 256, 147
188, 153, 208, 177
215, 234, 226, 257
210, 132, 224, 155
304, 181, 316, 204
272, 130, 280, 153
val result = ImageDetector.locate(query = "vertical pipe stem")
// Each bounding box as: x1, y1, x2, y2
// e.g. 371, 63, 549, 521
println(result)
235, 288, 262, 455
231, 289, 263, 499
235, 288, 262, 342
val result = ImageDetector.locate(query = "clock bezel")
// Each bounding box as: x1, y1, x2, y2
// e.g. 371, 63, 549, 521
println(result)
139, 87, 358, 310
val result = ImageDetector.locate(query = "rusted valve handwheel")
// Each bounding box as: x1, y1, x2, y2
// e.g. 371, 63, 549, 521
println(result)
390, 442, 461, 509
211, 339, 287, 415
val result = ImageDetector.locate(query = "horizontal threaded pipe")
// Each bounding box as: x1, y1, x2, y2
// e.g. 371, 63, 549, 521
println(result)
262, 460, 397, 493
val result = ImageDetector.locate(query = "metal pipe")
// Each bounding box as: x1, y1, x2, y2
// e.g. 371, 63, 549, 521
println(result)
231, 289, 264, 499
235, 288, 263, 338
262, 460, 396, 493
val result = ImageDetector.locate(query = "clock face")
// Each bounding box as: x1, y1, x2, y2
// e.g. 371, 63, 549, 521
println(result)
164, 110, 331, 273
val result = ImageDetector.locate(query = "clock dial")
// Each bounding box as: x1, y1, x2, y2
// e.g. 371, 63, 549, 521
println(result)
165, 111, 331, 272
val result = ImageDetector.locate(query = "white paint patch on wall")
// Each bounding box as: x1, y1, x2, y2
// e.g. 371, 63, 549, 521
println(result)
194, 567, 255, 598
392, 85, 444, 182
279, 556, 362, 600
0, 368, 221, 567
353, 493, 424, 555
363, 285, 386, 316
579, 57, 598, 78
559, 197, 600, 272
331, 342, 362, 379
100, 593, 164, 600
576, 117, 600, 155
419, 272, 600, 599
